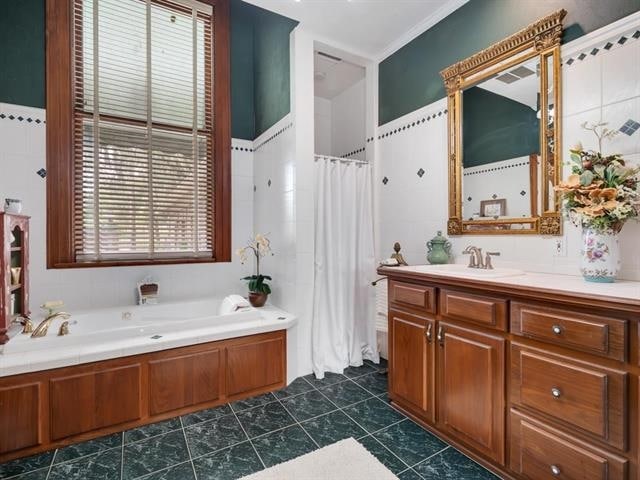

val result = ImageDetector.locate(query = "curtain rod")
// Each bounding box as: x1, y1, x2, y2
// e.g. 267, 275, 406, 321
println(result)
314, 154, 369, 165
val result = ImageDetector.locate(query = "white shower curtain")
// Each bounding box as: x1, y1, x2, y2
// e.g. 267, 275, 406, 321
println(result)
312, 158, 379, 378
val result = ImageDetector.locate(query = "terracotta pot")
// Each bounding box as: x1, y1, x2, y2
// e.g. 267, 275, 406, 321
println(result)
248, 291, 268, 308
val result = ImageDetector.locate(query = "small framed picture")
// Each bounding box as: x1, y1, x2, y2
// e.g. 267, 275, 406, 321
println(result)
480, 199, 506, 218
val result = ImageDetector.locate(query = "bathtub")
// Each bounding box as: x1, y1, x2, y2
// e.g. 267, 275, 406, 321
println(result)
0, 298, 296, 377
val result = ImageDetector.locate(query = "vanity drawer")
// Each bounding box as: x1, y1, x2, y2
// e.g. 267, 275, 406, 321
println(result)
511, 302, 627, 361
510, 409, 628, 480
389, 281, 436, 314
439, 289, 507, 331
511, 343, 627, 450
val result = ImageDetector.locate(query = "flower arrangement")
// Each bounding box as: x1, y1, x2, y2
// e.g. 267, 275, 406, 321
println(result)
236, 234, 273, 305
555, 121, 639, 234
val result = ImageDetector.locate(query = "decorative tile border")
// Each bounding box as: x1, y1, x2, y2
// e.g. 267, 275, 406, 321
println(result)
377, 109, 447, 142
253, 122, 293, 152
563, 29, 639, 67
0, 112, 45, 124
338, 146, 366, 158
463, 160, 531, 177
232, 144, 254, 152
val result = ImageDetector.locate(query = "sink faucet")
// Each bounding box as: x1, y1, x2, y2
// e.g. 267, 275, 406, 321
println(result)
463, 246, 484, 268
31, 312, 71, 338
462, 246, 501, 270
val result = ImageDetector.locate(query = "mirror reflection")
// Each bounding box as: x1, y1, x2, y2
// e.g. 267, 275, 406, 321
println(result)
461, 57, 542, 228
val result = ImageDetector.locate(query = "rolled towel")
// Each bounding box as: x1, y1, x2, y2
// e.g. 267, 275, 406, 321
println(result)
219, 295, 251, 315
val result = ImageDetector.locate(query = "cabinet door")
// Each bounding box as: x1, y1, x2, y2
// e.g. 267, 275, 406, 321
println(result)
226, 332, 286, 397
0, 382, 42, 454
437, 321, 505, 464
389, 309, 435, 422
149, 348, 221, 415
50, 364, 142, 440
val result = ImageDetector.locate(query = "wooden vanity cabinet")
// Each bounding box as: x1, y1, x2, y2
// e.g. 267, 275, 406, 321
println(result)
388, 308, 435, 421
383, 269, 639, 480
437, 321, 505, 464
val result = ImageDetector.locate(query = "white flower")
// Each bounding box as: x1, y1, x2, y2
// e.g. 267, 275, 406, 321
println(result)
570, 141, 583, 151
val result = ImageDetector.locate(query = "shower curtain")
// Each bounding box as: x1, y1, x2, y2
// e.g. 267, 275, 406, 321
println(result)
312, 158, 379, 379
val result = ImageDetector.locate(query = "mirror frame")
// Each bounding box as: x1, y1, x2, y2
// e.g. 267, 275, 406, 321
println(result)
440, 9, 566, 236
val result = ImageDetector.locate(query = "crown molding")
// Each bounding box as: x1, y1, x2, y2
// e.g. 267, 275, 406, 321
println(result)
376, 0, 469, 62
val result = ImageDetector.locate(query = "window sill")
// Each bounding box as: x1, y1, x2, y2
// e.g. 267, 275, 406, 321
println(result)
50, 257, 228, 269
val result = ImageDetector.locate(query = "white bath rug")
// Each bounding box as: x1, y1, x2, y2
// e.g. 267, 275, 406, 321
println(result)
239, 437, 398, 480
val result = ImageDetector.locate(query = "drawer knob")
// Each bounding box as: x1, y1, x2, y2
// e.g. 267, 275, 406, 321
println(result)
550, 464, 561, 476
551, 387, 562, 398
551, 325, 562, 335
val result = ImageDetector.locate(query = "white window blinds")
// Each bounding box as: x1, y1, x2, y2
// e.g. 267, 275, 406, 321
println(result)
73, 0, 214, 262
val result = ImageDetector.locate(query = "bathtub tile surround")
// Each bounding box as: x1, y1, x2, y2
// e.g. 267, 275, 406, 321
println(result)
0, 367, 498, 480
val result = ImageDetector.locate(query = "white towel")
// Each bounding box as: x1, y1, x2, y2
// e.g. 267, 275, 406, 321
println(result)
219, 295, 251, 315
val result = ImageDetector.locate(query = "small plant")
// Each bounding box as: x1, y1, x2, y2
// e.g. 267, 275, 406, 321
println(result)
236, 234, 273, 295
555, 121, 639, 234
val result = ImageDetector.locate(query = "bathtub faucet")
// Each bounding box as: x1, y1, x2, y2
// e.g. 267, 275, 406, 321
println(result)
31, 312, 71, 338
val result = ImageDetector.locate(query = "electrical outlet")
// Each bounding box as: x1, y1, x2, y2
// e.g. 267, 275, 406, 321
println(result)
553, 238, 566, 257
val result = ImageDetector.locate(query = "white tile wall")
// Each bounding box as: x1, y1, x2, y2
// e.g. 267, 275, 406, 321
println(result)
375, 24, 640, 281
0, 102, 254, 310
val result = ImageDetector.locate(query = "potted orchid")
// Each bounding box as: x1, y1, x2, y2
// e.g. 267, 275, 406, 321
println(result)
555, 121, 639, 282
236, 234, 273, 307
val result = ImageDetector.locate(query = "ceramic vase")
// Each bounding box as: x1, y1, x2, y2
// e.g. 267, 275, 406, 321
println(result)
427, 231, 451, 265
580, 227, 620, 283
248, 292, 268, 308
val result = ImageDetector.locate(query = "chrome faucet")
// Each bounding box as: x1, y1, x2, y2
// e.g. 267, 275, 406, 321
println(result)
31, 312, 71, 338
463, 246, 484, 268
462, 246, 501, 270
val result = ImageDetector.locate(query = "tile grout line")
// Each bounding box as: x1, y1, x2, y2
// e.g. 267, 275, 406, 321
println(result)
273, 395, 321, 449
312, 382, 414, 472
44, 449, 57, 480
407, 445, 452, 477
229, 402, 267, 470
178, 417, 199, 480
120, 432, 125, 480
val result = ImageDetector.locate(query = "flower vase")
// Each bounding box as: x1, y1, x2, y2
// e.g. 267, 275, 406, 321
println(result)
580, 227, 620, 283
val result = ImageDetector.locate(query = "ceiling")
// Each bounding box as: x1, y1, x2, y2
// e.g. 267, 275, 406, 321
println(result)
472, 57, 540, 110
244, 0, 467, 59
314, 51, 365, 99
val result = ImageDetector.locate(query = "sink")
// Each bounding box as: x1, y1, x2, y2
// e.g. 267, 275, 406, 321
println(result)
408, 264, 525, 279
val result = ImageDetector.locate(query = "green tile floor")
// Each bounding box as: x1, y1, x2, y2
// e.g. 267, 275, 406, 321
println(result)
0, 360, 499, 479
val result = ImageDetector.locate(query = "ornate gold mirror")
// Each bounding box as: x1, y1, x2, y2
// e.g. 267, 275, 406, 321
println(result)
441, 10, 566, 235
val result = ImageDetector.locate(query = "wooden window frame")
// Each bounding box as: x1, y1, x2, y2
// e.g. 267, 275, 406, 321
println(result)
46, 0, 231, 268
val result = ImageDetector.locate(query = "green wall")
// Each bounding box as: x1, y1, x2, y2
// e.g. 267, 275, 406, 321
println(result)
0, 0, 45, 109
252, 6, 298, 137
379, 0, 640, 126
230, 0, 256, 140
462, 87, 539, 168
0, 0, 296, 140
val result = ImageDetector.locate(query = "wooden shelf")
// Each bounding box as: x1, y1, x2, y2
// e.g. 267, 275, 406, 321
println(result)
10, 284, 22, 292
10, 247, 22, 252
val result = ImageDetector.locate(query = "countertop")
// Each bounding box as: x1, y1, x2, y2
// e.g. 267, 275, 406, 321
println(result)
379, 265, 640, 309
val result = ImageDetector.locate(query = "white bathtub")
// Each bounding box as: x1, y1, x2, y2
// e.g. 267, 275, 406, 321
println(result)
0, 298, 296, 377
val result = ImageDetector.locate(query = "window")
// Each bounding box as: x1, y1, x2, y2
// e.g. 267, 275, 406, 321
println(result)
46, 0, 230, 267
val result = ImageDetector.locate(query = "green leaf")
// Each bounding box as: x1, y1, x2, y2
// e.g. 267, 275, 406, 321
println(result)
570, 152, 582, 164
593, 165, 605, 178
580, 170, 594, 186
262, 284, 272, 294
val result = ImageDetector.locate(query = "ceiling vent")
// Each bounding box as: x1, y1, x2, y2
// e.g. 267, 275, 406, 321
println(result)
316, 51, 342, 64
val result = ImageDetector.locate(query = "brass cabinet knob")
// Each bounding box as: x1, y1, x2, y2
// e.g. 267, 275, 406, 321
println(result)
551, 325, 562, 335
551, 387, 561, 398
425, 323, 433, 342
550, 464, 561, 476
